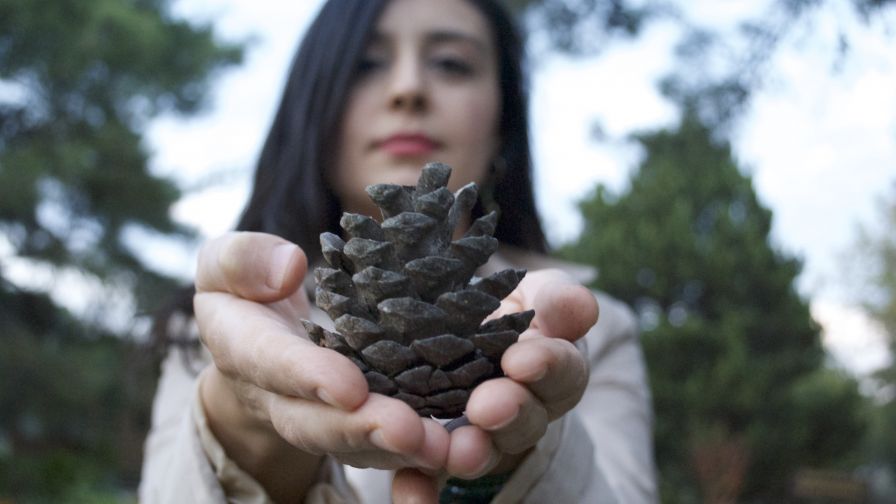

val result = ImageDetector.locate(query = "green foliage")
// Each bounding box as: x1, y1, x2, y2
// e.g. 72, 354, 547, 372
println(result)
854, 183, 896, 476
0, 0, 241, 499
504, 0, 651, 53
869, 396, 896, 472
0, 0, 240, 284
0, 282, 158, 501
857, 184, 896, 342
559, 112, 868, 501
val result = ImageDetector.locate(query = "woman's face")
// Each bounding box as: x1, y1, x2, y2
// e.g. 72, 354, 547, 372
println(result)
331, 0, 501, 217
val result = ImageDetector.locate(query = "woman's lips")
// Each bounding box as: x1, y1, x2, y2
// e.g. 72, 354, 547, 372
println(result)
377, 134, 439, 157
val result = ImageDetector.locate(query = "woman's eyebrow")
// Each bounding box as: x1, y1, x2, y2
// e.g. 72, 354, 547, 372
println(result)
366, 29, 489, 55
425, 30, 489, 54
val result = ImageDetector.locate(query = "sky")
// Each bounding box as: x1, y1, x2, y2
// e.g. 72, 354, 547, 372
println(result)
144, 0, 895, 378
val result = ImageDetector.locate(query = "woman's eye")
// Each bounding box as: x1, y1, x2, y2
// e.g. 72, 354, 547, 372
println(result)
431, 57, 474, 77
356, 55, 386, 75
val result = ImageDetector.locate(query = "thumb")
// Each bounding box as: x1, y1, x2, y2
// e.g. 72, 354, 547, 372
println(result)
531, 274, 599, 343
195, 231, 308, 302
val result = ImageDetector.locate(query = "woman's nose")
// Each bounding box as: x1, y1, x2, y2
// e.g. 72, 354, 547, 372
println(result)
388, 54, 427, 112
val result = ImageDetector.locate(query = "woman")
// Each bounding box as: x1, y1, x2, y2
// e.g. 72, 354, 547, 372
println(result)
140, 0, 657, 502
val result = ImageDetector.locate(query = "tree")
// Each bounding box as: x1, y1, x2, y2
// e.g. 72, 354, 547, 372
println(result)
510, 0, 896, 130
857, 183, 896, 361
0, 0, 241, 499
506, 0, 651, 53
854, 183, 896, 477
559, 112, 868, 502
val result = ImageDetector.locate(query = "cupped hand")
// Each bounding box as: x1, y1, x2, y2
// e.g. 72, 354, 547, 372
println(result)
193, 232, 447, 501
392, 269, 598, 503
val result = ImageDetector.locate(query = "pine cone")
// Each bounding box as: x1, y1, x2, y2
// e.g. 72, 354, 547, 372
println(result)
301, 162, 534, 418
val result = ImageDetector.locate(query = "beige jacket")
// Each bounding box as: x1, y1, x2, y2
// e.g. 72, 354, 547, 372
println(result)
139, 249, 658, 503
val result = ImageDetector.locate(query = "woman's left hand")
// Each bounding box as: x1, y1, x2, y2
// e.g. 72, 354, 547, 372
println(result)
391, 269, 599, 503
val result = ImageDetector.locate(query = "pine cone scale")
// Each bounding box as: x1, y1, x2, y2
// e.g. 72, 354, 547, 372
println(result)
361, 340, 417, 376
411, 334, 475, 367
377, 298, 447, 342
395, 365, 434, 395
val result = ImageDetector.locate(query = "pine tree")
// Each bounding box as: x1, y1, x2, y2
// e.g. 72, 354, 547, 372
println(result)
0, 0, 240, 498
560, 112, 867, 502
854, 182, 896, 480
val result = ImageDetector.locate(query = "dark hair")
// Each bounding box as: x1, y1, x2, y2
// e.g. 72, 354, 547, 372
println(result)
154, 0, 547, 346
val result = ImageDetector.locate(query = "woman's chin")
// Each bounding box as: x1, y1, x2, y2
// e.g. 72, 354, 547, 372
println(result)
378, 163, 428, 187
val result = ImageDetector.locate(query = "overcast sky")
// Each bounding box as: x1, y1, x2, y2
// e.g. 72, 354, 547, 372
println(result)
144, 0, 895, 377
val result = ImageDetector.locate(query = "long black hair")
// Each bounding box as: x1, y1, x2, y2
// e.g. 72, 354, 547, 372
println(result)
155, 0, 547, 345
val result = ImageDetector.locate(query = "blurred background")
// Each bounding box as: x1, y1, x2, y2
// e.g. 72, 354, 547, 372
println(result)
1, 0, 894, 502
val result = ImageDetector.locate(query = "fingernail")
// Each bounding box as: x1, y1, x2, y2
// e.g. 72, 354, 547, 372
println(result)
488, 407, 519, 430
317, 388, 339, 408
369, 429, 396, 452
523, 366, 547, 383
467, 449, 500, 478
267, 244, 297, 290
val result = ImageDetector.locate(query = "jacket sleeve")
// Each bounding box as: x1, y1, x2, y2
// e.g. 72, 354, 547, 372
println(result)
491, 291, 658, 503
139, 346, 360, 504
138, 346, 230, 503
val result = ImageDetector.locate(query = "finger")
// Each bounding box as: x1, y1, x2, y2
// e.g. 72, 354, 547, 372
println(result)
392, 468, 439, 504
196, 232, 307, 303
501, 337, 588, 418
195, 291, 367, 410
337, 418, 449, 471
269, 393, 436, 465
465, 378, 548, 454
488, 269, 598, 343
445, 425, 500, 479
415, 418, 450, 470
532, 280, 598, 342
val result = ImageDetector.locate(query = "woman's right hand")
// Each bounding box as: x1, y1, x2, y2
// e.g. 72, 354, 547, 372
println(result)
193, 232, 448, 502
